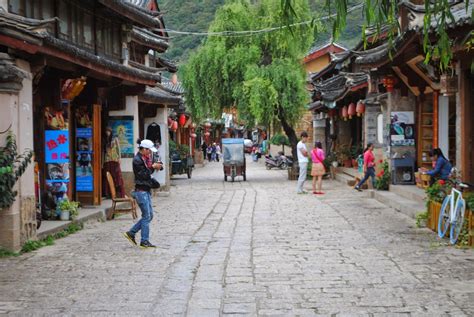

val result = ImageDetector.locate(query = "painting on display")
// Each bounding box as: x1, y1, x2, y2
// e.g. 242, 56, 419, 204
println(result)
390, 111, 415, 146
108, 116, 134, 158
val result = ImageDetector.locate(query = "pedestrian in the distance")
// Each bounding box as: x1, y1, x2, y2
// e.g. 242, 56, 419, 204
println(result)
311, 141, 325, 195
124, 139, 162, 248
355, 143, 375, 191
215, 143, 221, 162
207, 145, 212, 161
296, 131, 309, 194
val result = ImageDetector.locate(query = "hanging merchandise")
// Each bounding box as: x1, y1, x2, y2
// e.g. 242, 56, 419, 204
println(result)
356, 101, 365, 116
328, 109, 337, 118
190, 133, 197, 139
179, 114, 186, 127
204, 121, 212, 128
348, 103, 356, 119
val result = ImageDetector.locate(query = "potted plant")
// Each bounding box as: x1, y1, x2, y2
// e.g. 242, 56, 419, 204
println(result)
375, 160, 391, 190
340, 147, 352, 168
350, 144, 362, 168
58, 199, 79, 221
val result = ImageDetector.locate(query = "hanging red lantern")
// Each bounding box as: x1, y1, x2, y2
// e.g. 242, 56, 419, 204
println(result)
341, 106, 348, 121
167, 117, 173, 126
382, 75, 397, 93
179, 114, 186, 127
348, 103, 356, 119
190, 133, 197, 139
204, 131, 211, 137
170, 120, 178, 132
356, 101, 365, 116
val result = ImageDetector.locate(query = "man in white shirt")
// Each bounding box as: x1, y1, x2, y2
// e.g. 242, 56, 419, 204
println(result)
296, 131, 309, 194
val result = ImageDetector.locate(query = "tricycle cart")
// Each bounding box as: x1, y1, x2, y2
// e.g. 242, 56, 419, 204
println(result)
222, 138, 246, 182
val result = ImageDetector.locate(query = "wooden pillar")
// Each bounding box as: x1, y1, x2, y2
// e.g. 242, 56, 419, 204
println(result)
93, 104, 102, 205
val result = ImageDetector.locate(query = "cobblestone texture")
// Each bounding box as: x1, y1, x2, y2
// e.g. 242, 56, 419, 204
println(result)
0, 158, 473, 316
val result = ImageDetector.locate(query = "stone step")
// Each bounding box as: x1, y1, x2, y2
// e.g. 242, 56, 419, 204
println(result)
389, 184, 426, 204
371, 190, 426, 219
37, 201, 111, 240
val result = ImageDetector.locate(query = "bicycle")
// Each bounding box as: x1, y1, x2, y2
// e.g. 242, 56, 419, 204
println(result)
438, 180, 473, 244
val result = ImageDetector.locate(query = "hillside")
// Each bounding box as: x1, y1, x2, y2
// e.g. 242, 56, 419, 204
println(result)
160, 0, 364, 64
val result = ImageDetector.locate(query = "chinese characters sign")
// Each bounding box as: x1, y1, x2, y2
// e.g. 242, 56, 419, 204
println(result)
45, 130, 69, 163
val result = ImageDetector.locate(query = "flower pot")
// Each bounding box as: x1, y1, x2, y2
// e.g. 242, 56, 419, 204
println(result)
352, 159, 358, 168
60, 210, 70, 221
427, 201, 442, 232
343, 159, 352, 168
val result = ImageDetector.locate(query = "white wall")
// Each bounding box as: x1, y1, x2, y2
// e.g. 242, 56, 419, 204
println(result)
16, 60, 34, 197
438, 95, 449, 160
109, 95, 139, 173
144, 106, 168, 187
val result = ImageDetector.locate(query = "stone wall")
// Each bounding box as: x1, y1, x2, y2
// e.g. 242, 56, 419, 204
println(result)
20, 197, 36, 244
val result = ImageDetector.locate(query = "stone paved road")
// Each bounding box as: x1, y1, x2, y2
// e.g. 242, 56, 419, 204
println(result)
1, 158, 473, 316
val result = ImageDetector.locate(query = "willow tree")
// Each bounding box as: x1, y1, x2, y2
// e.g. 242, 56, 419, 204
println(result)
182, 0, 313, 159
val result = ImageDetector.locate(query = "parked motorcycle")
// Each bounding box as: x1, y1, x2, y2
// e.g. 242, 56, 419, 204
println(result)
265, 151, 292, 169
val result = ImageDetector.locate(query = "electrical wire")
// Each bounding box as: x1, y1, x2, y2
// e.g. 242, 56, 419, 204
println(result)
153, 3, 364, 37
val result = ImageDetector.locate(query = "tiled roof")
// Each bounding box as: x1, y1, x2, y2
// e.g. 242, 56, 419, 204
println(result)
313, 72, 368, 103
140, 86, 182, 106
131, 26, 169, 52
98, 0, 163, 28
307, 41, 347, 56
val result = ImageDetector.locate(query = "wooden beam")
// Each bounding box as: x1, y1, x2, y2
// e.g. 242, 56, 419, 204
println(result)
392, 66, 420, 96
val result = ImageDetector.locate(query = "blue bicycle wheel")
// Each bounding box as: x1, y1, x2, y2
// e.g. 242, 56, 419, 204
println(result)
438, 195, 451, 238
450, 199, 465, 245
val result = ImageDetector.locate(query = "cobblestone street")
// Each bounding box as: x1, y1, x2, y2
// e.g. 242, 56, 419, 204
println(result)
1, 158, 473, 316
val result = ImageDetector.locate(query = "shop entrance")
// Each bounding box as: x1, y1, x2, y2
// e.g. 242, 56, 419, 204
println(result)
34, 71, 103, 218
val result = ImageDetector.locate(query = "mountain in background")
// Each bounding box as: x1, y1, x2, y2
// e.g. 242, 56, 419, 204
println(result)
161, 0, 363, 65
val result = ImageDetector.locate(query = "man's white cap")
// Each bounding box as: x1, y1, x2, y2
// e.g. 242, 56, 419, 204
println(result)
139, 139, 158, 152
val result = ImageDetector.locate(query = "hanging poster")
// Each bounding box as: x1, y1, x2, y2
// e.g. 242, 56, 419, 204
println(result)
109, 116, 134, 158
76, 105, 94, 192
390, 111, 415, 146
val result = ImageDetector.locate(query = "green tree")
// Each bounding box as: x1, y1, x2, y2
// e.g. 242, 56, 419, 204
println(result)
182, 0, 313, 158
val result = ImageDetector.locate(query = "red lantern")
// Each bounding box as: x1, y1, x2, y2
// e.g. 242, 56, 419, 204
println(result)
328, 109, 337, 118
382, 75, 397, 93
356, 101, 365, 117
348, 103, 356, 119
204, 131, 211, 137
342, 106, 348, 121
170, 120, 178, 132
190, 133, 197, 139
179, 114, 186, 127
167, 117, 173, 126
